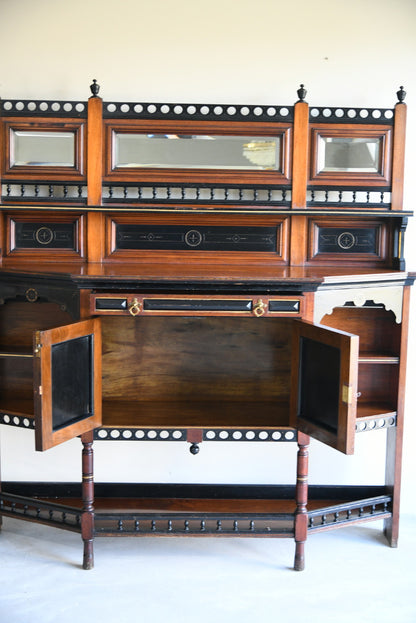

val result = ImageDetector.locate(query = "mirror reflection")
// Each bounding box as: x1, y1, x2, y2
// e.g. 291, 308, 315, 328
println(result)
318, 136, 380, 173
11, 130, 75, 167
114, 133, 281, 170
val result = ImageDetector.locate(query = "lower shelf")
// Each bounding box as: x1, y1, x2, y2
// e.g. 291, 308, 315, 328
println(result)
0, 483, 392, 538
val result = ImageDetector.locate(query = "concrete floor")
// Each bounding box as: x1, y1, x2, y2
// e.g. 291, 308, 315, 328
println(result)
0, 514, 415, 623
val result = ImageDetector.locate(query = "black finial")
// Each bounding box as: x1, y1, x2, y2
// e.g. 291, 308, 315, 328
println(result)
397, 86, 406, 103
90, 79, 100, 97
297, 83, 307, 102
189, 443, 200, 455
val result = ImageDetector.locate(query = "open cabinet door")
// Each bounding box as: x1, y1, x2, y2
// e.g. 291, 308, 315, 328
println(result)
290, 320, 359, 455
34, 318, 102, 451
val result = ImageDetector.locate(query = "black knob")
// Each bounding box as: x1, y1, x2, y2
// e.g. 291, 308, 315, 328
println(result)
189, 443, 200, 455
90, 79, 100, 97
297, 84, 307, 102
396, 86, 406, 103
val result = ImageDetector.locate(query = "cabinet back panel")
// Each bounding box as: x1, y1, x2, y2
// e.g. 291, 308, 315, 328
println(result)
101, 316, 292, 403
0, 358, 33, 398
0, 300, 72, 349
321, 307, 400, 355
358, 363, 399, 406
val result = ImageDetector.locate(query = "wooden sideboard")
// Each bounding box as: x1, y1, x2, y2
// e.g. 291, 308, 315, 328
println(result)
0, 82, 413, 570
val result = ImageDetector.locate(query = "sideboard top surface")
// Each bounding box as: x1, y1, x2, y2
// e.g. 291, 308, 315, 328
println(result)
0, 261, 413, 290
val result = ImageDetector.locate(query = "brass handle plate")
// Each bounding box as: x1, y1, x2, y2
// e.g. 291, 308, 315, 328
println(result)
128, 298, 141, 316
253, 299, 267, 317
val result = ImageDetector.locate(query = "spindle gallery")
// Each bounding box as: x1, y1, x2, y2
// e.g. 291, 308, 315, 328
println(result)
0, 82, 412, 570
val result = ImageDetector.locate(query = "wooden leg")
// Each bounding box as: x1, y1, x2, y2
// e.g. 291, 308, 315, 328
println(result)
384, 426, 402, 548
384, 285, 409, 548
81, 431, 95, 570
0, 428, 2, 530
294, 432, 309, 571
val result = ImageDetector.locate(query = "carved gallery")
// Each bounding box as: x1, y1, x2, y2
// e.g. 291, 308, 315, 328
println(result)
0, 79, 413, 572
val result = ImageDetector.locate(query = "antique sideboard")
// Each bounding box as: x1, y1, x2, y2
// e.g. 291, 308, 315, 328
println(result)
0, 82, 413, 570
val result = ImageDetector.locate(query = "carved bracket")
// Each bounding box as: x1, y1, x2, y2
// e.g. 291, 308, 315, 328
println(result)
314, 286, 403, 324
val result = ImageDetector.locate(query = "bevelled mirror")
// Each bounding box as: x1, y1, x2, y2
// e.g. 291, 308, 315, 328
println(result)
104, 120, 292, 184
11, 130, 75, 167
318, 137, 380, 173
113, 133, 281, 171
3, 121, 85, 179
309, 126, 391, 186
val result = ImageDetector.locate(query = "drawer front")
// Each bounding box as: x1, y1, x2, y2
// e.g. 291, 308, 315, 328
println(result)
91, 294, 303, 317
5, 213, 85, 260
307, 218, 389, 265
104, 214, 289, 264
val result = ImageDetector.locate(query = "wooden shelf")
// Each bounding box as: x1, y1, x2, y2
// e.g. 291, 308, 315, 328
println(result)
359, 354, 399, 364
356, 402, 396, 420
0, 398, 34, 418
0, 346, 33, 358
101, 400, 291, 429
0, 399, 396, 430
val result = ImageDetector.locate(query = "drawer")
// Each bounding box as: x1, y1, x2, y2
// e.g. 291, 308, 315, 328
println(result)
4, 212, 85, 260
307, 217, 390, 265
104, 213, 289, 265
90, 293, 303, 317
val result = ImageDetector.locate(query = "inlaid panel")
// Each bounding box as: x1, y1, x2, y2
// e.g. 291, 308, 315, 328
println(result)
5, 213, 85, 259
307, 218, 388, 265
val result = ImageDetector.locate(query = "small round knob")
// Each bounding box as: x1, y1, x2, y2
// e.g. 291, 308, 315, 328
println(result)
128, 298, 141, 316
189, 443, 200, 455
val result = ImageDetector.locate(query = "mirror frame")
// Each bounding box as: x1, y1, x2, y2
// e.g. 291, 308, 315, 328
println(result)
2, 119, 86, 180
103, 119, 292, 185
309, 124, 392, 186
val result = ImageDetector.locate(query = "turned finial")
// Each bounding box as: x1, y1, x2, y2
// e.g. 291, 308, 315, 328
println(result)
297, 84, 307, 102
90, 79, 100, 97
396, 86, 406, 103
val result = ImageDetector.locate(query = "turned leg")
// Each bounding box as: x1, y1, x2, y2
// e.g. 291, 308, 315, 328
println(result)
0, 428, 2, 530
294, 432, 309, 571
81, 431, 95, 569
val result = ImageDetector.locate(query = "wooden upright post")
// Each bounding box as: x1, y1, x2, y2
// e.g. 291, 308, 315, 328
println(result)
390, 88, 407, 212
87, 83, 104, 262
290, 87, 309, 266
384, 285, 411, 546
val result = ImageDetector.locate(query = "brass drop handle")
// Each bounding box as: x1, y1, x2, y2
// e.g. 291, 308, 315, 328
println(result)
128, 298, 141, 316
253, 299, 267, 317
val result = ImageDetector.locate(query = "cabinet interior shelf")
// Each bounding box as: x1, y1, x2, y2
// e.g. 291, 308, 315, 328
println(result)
0, 347, 33, 358
359, 354, 399, 364
0, 399, 397, 430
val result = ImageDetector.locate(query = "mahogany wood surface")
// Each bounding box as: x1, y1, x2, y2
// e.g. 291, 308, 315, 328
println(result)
290, 320, 359, 455
0, 88, 412, 569
34, 318, 102, 451
81, 431, 94, 570
101, 315, 291, 403
101, 400, 291, 429
0, 261, 413, 284
391, 102, 407, 211
384, 285, 411, 546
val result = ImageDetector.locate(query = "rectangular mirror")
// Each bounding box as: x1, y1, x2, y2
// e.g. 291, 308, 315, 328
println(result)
318, 136, 381, 173
113, 133, 281, 171
10, 130, 75, 167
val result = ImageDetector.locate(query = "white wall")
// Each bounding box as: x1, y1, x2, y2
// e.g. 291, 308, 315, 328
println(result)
0, 0, 416, 512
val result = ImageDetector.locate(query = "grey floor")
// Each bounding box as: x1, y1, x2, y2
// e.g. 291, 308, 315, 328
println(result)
0, 514, 415, 623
